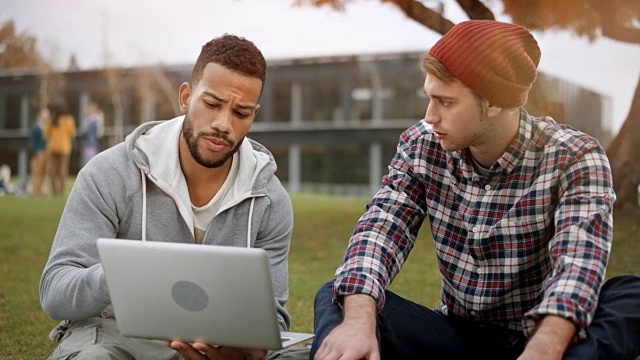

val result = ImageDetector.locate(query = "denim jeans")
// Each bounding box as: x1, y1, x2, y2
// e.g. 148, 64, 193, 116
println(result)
311, 275, 640, 360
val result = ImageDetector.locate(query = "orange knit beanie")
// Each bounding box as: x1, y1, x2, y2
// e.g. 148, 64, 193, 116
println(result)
429, 20, 541, 108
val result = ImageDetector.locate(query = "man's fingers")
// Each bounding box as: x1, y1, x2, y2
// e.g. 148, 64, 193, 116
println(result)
246, 348, 268, 358
170, 341, 266, 360
192, 342, 227, 359
168, 340, 207, 360
191, 342, 211, 352
315, 340, 336, 360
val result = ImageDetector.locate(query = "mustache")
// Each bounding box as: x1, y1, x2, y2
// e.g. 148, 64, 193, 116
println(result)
198, 132, 232, 144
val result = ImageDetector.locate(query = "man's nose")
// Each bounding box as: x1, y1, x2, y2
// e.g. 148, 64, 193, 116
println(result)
424, 101, 438, 125
210, 111, 232, 133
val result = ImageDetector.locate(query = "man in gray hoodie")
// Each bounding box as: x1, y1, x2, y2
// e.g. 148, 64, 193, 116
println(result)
40, 34, 298, 360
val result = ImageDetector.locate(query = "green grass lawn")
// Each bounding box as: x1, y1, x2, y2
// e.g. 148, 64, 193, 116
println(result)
1, 193, 638, 359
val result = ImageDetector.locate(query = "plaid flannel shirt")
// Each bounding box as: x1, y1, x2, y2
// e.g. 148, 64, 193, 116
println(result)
333, 110, 614, 340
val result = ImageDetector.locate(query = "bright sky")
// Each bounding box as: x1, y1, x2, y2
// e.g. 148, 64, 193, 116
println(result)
1, 0, 639, 132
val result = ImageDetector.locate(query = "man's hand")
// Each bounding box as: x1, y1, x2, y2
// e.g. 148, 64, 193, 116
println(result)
517, 315, 576, 360
314, 294, 379, 360
167, 340, 267, 360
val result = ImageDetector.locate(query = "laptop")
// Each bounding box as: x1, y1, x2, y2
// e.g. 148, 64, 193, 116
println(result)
96, 238, 314, 349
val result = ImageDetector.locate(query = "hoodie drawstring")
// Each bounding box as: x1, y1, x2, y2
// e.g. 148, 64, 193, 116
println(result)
247, 197, 255, 248
140, 168, 255, 247
140, 169, 147, 241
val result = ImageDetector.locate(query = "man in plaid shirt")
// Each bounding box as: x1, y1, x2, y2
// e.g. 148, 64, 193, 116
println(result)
311, 20, 640, 360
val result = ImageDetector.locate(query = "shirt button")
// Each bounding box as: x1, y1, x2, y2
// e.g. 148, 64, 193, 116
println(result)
484, 184, 491, 191
100, 309, 109, 318
472, 226, 479, 233
477, 267, 485, 275
470, 310, 478, 316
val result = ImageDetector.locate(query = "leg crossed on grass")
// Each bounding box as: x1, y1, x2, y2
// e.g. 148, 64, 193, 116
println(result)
563, 275, 640, 360
46, 316, 312, 360
46, 317, 179, 360
311, 276, 640, 360
310, 280, 525, 360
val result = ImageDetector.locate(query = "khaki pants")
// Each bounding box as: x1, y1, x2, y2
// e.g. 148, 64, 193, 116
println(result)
30, 151, 48, 196
47, 153, 69, 196
47, 317, 311, 360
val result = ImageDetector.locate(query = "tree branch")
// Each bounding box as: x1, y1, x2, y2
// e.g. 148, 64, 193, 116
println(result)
601, 23, 640, 44
598, 0, 640, 44
455, 0, 495, 20
382, 0, 455, 35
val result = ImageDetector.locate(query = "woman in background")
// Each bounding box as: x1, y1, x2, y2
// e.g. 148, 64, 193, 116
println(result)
44, 103, 76, 196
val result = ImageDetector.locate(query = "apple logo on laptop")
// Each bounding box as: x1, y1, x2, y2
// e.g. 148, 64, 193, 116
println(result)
171, 280, 209, 312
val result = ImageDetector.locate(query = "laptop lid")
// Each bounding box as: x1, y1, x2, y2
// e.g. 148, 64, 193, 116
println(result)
97, 238, 313, 349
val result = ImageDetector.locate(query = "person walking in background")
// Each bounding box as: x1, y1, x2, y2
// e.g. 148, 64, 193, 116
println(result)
44, 103, 76, 196
311, 20, 640, 360
80, 102, 104, 167
29, 106, 50, 196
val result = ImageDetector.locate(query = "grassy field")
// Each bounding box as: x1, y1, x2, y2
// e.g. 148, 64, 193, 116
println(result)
1, 192, 638, 359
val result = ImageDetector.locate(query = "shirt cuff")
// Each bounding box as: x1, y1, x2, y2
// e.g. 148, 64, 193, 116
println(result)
332, 273, 386, 313
523, 296, 592, 341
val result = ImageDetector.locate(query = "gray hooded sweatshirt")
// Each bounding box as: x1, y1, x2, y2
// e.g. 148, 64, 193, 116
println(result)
40, 116, 293, 331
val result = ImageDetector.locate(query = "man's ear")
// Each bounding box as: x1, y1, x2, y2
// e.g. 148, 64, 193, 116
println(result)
484, 100, 503, 118
178, 82, 191, 114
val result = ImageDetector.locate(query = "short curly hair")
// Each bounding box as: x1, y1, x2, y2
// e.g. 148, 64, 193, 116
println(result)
191, 34, 266, 91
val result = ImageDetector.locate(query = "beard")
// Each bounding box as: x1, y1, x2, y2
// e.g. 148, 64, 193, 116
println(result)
181, 112, 244, 168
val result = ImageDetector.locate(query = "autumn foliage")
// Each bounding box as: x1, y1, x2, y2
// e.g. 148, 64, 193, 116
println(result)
0, 20, 42, 69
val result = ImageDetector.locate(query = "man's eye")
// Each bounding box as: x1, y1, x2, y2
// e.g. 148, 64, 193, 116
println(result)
236, 112, 250, 119
204, 102, 219, 108
440, 100, 451, 107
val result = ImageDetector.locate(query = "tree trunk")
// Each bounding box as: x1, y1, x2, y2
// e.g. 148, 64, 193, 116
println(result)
608, 77, 640, 209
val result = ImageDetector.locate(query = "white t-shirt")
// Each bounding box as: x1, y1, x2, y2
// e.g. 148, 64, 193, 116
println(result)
191, 153, 240, 244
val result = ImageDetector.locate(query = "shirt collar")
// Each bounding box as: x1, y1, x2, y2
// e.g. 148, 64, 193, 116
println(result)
497, 108, 531, 175
452, 108, 532, 179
